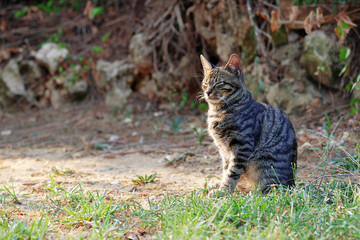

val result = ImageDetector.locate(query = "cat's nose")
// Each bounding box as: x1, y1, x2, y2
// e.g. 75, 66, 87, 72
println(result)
207, 88, 213, 96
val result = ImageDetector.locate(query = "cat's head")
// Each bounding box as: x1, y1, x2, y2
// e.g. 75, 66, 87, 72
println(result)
200, 54, 246, 106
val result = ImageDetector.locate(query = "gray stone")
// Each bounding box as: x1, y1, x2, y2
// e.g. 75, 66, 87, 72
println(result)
273, 42, 301, 63
35, 43, 68, 74
246, 61, 322, 115
96, 59, 136, 107
265, 77, 321, 115
1, 59, 26, 96
50, 88, 65, 109
245, 63, 271, 103
300, 31, 344, 89
0, 59, 35, 103
129, 33, 153, 74
105, 84, 132, 107
62, 65, 88, 96
96, 59, 136, 88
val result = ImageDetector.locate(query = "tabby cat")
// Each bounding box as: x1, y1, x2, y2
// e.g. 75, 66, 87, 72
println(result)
200, 54, 297, 194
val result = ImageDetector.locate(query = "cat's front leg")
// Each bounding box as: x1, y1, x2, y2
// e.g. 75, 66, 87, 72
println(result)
208, 156, 230, 197
208, 158, 244, 197
220, 159, 245, 193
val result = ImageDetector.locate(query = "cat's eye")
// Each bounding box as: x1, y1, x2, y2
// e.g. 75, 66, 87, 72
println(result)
222, 88, 233, 92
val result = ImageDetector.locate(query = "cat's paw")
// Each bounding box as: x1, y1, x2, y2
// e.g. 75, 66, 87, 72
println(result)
208, 187, 228, 198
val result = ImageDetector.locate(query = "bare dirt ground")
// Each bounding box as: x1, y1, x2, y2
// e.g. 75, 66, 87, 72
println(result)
0, 102, 359, 207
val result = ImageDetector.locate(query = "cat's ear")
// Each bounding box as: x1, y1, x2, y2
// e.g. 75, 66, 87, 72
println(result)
200, 54, 213, 74
224, 54, 242, 77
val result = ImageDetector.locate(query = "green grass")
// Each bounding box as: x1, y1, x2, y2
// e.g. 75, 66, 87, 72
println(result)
0, 177, 359, 239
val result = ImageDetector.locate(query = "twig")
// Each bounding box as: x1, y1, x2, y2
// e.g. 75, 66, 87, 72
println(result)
246, 0, 267, 57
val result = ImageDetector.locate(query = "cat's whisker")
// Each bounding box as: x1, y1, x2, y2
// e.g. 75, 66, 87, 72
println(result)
195, 92, 205, 103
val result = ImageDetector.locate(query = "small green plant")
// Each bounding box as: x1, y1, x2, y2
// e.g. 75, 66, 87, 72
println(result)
169, 117, 183, 134
94, 142, 111, 150
317, 65, 325, 72
198, 103, 208, 111
338, 48, 359, 114
41, 28, 67, 49
2, 184, 20, 204
36, 0, 66, 14
190, 101, 208, 112
69, 71, 79, 85
332, 152, 359, 172
102, 32, 111, 43
132, 173, 157, 185
51, 167, 75, 176
91, 6, 103, 19
91, 45, 104, 54
346, 74, 360, 115
180, 93, 189, 107
193, 127, 206, 146
14, 6, 29, 18
339, 47, 351, 77
323, 113, 333, 138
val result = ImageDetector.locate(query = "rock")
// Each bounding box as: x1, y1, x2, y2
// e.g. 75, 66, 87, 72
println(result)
62, 65, 88, 97
129, 33, 153, 74
300, 31, 344, 89
105, 85, 132, 107
273, 42, 301, 64
246, 60, 322, 115
50, 88, 66, 109
69, 81, 88, 96
139, 77, 158, 100
96, 59, 136, 107
35, 43, 68, 74
96, 59, 136, 88
265, 77, 321, 115
1, 59, 26, 96
245, 63, 271, 103
0, 59, 35, 103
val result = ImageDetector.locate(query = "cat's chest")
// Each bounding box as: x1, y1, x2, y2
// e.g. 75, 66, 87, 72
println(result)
207, 114, 234, 148
207, 110, 259, 149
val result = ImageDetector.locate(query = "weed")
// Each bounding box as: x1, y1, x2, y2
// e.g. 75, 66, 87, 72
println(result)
2, 184, 21, 204
193, 127, 206, 146
91, 6, 104, 19
0, 216, 49, 239
91, 45, 104, 54
14, 6, 29, 18
198, 102, 208, 111
41, 28, 67, 49
169, 117, 183, 134
69, 71, 79, 85
332, 152, 359, 172
347, 74, 360, 115
102, 32, 111, 43
51, 167, 75, 176
180, 92, 189, 107
94, 142, 111, 150
132, 173, 157, 185
323, 113, 333, 138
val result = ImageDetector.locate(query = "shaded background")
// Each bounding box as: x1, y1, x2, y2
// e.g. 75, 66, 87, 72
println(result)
0, 0, 359, 116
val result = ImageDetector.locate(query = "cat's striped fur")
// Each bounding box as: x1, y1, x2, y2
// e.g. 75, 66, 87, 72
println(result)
200, 54, 297, 194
